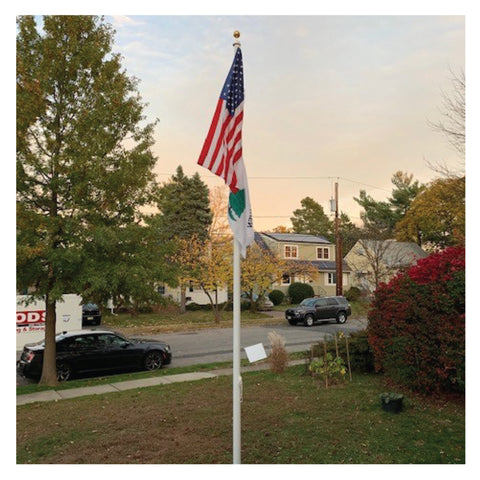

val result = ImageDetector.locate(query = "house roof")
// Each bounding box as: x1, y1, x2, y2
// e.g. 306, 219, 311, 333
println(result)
293, 259, 351, 272
350, 240, 428, 267
260, 232, 330, 244
253, 231, 273, 254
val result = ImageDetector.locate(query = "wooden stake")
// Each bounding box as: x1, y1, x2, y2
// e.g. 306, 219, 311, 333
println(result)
323, 339, 328, 389
345, 336, 352, 381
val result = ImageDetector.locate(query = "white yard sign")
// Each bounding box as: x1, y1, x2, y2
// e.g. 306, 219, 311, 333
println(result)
244, 343, 267, 363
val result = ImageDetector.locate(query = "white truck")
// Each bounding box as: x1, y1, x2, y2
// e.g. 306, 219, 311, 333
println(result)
16, 294, 83, 350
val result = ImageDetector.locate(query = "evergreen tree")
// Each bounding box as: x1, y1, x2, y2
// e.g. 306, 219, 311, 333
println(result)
354, 171, 424, 238
17, 16, 158, 385
152, 165, 213, 312
388, 171, 424, 222
290, 197, 333, 240
339, 212, 362, 254
154, 166, 212, 242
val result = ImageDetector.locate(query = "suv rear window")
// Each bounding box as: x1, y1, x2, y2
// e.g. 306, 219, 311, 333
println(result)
326, 298, 338, 305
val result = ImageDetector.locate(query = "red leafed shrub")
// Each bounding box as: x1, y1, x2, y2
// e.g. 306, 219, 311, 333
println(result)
367, 246, 465, 393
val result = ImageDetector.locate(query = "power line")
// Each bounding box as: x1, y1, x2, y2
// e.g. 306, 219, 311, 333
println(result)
156, 172, 390, 193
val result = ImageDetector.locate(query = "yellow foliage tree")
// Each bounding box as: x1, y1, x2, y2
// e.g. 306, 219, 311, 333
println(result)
395, 176, 465, 250
241, 242, 286, 312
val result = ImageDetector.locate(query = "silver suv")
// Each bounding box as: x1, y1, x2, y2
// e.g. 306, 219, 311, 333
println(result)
285, 296, 352, 327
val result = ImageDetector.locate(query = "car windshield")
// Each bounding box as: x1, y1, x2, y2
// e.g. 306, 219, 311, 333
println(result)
299, 298, 316, 307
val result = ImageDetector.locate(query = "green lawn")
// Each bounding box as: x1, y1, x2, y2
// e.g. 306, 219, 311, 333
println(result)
101, 308, 278, 335
17, 366, 464, 464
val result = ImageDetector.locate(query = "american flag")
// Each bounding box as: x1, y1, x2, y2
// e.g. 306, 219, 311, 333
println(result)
198, 47, 244, 194
198, 46, 253, 257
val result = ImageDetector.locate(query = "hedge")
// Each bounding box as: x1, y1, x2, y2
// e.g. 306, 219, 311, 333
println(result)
268, 289, 285, 306
367, 246, 465, 394
288, 282, 314, 304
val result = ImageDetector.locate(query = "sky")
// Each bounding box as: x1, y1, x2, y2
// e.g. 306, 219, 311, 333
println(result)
8, 2, 471, 234
99, 11, 466, 231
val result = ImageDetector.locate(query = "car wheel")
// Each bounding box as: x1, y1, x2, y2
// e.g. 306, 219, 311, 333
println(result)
56, 362, 72, 382
336, 312, 347, 324
288, 319, 298, 326
304, 315, 314, 327
144, 350, 163, 371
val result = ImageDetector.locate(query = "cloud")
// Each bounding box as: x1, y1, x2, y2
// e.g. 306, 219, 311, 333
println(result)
110, 15, 145, 29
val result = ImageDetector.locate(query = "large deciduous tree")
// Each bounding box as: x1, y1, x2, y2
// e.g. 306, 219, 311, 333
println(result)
395, 176, 465, 250
427, 68, 465, 176
17, 16, 158, 385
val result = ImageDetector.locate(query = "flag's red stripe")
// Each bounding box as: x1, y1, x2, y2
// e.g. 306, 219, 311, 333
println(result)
223, 110, 243, 184
216, 154, 225, 178
208, 111, 232, 171
230, 171, 238, 193
225, 110, 243, 144
198, 98, 245, 193
224, 130, 242, 184
198, 99, 224, 166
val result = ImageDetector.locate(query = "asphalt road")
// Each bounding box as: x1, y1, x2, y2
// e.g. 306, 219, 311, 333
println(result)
16, 313, 367, 385
133, 315, 368, 367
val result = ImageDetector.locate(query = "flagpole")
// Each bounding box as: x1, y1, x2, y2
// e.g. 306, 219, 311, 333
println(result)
232, 29, 242, 466
233, 237, 242, 464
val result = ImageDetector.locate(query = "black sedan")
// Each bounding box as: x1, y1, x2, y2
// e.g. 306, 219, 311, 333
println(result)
17, 329, 172, 382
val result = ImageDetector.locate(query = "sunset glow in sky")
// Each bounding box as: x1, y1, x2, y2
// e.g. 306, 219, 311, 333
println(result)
106, 13, 465, 231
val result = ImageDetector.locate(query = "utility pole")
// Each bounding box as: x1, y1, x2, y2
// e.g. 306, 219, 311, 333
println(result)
335, 181, 343, 296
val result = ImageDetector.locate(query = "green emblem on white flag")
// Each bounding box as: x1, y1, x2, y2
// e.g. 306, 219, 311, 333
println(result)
228, 181, 254, 258
228, 189, 246, 221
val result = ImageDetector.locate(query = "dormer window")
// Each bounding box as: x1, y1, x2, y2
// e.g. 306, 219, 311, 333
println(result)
284, 245, 298, 259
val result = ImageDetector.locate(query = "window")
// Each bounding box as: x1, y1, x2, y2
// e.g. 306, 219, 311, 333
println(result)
327, 273, 337, 285
58, 335, 96, 351
281, 274, 291, 285
157, 284, 166, 295
97, 334, 126, 346
317, 247, 329, 259
284, 245, 298, 258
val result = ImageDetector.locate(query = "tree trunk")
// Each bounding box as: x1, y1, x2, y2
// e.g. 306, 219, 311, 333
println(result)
201, 285, 222, 324
214, 309, 222, 324
180, 285, 187, 313
39, 294, 58, 386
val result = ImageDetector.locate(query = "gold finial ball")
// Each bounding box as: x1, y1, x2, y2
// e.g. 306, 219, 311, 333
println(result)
233, 30, 241, 39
